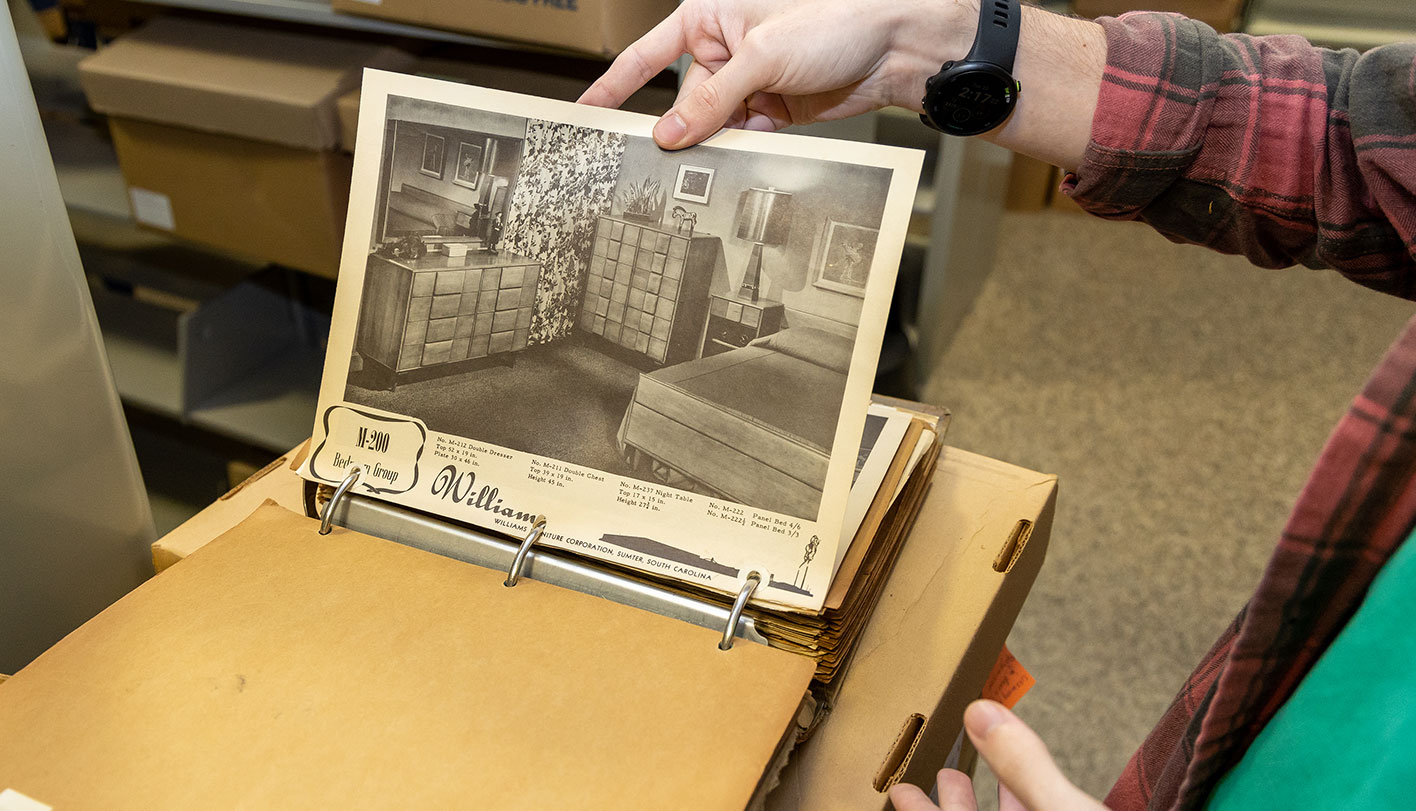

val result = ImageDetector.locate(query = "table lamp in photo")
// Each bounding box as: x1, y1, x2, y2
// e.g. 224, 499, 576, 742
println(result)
733, 187, 793, 302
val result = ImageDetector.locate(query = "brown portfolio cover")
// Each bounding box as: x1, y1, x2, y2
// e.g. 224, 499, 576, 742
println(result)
0, 503, 815, 809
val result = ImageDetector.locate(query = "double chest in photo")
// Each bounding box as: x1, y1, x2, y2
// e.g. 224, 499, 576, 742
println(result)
579, 216, 717, 367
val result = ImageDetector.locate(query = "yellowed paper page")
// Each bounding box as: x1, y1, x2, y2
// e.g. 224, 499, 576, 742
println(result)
300, 71, 923, 610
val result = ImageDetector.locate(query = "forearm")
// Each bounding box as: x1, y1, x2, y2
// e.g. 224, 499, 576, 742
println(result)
887, 2, 1106, 171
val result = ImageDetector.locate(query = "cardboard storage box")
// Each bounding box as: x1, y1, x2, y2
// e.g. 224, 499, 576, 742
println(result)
117, 445, 1054, 808
330, 0, 676, 58
335, 57, 678, 151
769, 448, 1055, 807
78, 19, 413, 277
150, 442, 311, 573
1072, 0, 1246, 31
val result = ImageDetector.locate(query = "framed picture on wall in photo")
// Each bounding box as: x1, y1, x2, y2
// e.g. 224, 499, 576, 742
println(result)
453, 141, 483, 189
673, 164, 715, 204
813, 220, 877, 298
419, 133, 445, 179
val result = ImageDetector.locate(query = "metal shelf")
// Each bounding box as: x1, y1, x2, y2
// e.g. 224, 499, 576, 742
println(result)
102, 329, 187, 418
94, 276, 325, 455
138, 0, 574, 54
189, 346, 322, 454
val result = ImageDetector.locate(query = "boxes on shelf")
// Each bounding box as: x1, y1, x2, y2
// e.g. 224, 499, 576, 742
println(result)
77, 18, 414, 277
329, 0, 675, 58
1071, 0, 1247, 31
337, 90, 361, 154
335, 57, 676, 151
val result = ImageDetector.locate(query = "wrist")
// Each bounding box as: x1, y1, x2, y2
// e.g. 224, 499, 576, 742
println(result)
883, 0, 980, 112
982, 9, 1105, 170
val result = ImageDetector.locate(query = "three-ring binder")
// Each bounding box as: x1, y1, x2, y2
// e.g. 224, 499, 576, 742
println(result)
313, 476, 766, 649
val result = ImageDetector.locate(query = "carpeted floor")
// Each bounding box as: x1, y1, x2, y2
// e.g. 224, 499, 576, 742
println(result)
346, 340, 642, 475
920, 209, 1415, 805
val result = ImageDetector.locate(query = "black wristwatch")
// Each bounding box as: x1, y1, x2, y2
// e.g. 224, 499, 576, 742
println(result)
920, 0, 1022, 136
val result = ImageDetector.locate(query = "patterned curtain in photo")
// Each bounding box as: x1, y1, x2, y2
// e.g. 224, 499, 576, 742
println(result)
503, 120, 626, 343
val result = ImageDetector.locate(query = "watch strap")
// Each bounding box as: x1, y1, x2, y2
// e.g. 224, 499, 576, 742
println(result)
963, 0, 1021, 73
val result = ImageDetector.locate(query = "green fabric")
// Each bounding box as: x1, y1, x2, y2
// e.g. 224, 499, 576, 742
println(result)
1205, 528, 1416, 809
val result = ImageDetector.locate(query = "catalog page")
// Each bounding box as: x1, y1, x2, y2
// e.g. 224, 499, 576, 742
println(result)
301, 70, 922, 611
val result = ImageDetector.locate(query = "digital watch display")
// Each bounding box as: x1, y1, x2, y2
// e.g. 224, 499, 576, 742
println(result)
920, 0, 1022, 137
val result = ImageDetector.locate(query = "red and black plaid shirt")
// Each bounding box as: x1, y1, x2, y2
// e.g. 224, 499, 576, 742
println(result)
1061, 12, 1416, 810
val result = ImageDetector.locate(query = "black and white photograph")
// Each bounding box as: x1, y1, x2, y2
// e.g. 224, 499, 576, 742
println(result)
307, 74, 921, 611
341, 93, 896, 523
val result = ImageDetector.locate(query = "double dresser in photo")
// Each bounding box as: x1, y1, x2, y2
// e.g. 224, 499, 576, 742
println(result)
356, 251, 541, 389
578, 216, 718, 367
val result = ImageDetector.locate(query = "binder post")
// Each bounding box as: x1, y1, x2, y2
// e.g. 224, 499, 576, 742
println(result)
319, 466, 364, 535
504, 515, 548, 587
719, 571, 761, 651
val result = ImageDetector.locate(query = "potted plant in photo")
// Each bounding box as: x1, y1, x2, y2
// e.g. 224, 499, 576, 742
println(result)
620, 178, 665, 226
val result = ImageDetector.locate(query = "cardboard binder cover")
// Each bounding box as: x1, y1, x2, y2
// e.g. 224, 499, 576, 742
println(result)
0, 504, 815, 809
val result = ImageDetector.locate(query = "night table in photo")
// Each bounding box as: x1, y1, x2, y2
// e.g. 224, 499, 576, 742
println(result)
356, 250, 540, 390
702, 291, 785, 358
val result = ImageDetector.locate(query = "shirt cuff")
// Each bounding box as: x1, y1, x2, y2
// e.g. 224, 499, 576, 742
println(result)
1060, 12, 1226, 217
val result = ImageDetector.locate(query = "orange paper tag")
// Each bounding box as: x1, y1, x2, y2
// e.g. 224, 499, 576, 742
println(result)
981, 644, 1035, 709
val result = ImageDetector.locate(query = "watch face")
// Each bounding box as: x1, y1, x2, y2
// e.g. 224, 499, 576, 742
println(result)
924, 66, 1018, 136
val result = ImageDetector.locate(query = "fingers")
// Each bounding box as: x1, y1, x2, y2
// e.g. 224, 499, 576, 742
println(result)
654, 43, 770, 149
673, 60, 715, 117
999, 783, 1028, 811
578, 11, 688, 109
963, 700, 1104, 811
888, 768, 979, 811
936, 769, 982, 810
887, 782, 938, 811
740, 90, 793, 132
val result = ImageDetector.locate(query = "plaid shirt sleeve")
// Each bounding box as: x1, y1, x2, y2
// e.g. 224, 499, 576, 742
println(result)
1062, 13, 1416, 298
1067, 14, 1416, 811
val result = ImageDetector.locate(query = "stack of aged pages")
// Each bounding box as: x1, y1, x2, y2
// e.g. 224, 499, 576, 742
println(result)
0, 72, 936, 809
567, 397, 946, 699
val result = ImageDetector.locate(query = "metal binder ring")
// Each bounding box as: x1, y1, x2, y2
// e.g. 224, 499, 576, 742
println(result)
318, 466, 364, 535
719, 571, 762, 651
504, 515, 547, 587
